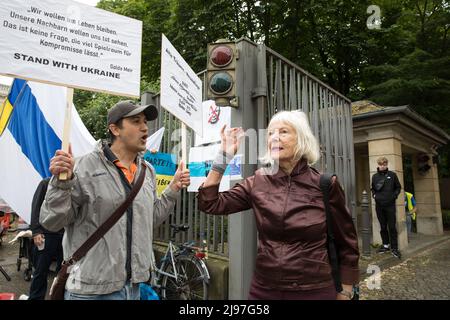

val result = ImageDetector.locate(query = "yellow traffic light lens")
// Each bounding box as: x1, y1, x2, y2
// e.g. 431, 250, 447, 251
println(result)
210, 45, 233, 67
210, 72, 233, 95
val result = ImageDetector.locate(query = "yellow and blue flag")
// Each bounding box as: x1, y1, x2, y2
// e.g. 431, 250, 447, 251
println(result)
144, 152, 176, 196
0, 78, 95, 223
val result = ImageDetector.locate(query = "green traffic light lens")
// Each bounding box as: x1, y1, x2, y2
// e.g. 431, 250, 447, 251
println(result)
210, 72, 233, 95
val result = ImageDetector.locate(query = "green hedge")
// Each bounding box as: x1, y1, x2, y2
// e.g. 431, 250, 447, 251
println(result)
442, 210, 450, 229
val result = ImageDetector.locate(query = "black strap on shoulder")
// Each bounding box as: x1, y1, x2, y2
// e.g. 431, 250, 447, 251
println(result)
71, 162, 146, 263
320, 173, 343, 293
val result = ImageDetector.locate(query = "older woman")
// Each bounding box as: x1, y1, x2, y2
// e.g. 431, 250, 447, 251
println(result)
198, 110, 359, 300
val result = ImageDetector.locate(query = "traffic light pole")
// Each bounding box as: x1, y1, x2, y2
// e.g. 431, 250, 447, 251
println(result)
227, 39, 263, 299
141, 90, 158, 135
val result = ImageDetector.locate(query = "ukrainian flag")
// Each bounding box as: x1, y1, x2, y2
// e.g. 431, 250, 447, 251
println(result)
0, 80, 25, 137
0, 99, 13, 136
0, 79, 95, 222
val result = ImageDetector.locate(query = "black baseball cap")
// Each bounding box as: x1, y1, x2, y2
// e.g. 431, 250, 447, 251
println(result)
107, 100, 158, 125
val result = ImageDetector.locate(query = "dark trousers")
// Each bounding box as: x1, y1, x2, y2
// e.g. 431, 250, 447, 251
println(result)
28, 233, 63, 300
375, 204, 398, 250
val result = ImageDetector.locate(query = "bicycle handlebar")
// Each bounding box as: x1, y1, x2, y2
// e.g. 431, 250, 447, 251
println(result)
169, 224, 190, 240
170, 224, 189, 232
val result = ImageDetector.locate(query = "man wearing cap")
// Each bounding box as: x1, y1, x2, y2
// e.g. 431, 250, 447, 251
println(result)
40, 100, 190, 300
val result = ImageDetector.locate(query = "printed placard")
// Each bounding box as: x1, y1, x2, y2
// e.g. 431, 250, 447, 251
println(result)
0, 0, 142, 97
160, 34, 202, 136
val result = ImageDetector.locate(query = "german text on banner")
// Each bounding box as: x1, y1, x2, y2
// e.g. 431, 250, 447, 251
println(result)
160, 34, 202, 136
0, 0, 142, 97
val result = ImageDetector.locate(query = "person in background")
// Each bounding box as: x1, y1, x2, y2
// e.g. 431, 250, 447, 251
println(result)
371, 157, 402, 259
0, 211, 10, 243
404, 191, 417, 238
28, 178, 64, 300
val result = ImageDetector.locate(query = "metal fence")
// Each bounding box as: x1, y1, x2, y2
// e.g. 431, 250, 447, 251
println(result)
149, 41, 356, 257
265, 47, 356, 217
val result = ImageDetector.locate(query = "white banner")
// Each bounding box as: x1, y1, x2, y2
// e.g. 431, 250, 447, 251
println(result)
188, 143, 242, 193
146, 127, 165, 152
160, 34, 202, 136
0, 0, 142, 97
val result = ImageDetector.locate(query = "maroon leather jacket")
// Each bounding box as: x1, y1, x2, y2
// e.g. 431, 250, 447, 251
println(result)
198, 159, 360, 291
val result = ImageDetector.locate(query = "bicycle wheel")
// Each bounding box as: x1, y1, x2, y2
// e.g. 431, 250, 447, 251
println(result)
160, 254, 209, 300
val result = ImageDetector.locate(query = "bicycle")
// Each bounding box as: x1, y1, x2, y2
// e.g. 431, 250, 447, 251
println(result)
150, 224, 210, 300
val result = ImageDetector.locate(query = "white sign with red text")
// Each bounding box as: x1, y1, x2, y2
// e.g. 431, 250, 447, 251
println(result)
195, 100, 231, 146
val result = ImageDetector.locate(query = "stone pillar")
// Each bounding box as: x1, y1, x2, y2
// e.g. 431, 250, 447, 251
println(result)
412, 154, 443, 235
368, 137, 408, 250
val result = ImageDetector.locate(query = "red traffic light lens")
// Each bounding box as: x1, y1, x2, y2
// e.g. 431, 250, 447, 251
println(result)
210, 72, 233, 95
210, 45, 233, 67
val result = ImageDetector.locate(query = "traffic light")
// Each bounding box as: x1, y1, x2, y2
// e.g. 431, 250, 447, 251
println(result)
206, 40, 238, 107
417, 153, 431, 175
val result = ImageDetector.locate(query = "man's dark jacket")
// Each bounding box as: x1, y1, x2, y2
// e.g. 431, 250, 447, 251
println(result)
30, 178, 64, 236
371, 168, 402, 206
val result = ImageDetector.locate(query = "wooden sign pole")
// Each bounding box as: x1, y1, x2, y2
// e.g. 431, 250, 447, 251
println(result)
181, 122, 187, 172
58, 87, 73, 180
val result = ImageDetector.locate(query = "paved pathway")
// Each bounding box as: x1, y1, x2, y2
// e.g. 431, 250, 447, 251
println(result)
359, 239, 450, 300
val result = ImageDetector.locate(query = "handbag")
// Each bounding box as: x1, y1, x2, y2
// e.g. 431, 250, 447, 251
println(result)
49, 162, 146, 300
320, 173, 359, 300
374, 177, 386, 192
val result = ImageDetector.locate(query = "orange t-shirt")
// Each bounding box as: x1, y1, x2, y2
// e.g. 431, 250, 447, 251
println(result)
113, 160, 137, 184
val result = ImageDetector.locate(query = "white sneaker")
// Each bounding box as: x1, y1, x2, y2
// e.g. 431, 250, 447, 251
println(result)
18, 294, 29, 300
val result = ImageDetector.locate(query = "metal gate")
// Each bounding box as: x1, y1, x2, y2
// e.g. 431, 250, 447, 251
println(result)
265, 47, 356, 219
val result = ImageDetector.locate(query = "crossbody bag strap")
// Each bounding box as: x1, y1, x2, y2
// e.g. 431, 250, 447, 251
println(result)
319, 173, 343, 293
69, 162, 147, 263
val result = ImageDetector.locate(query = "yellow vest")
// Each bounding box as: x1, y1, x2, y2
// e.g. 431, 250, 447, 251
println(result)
405, 192, 416, 220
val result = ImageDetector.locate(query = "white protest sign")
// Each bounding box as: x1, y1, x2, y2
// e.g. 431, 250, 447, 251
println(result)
188, 144, 229, 192
195, 100, 231, 146
0, 0, 142, 97
160, 34, 202, 136
188, 143, 242, 193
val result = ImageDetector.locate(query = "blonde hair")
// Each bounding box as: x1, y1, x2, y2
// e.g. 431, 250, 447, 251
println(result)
377, 156, 388, 165
260, 110, 320, 165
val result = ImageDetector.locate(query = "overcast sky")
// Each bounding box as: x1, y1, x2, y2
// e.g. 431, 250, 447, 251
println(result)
0, 0, 100, 85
